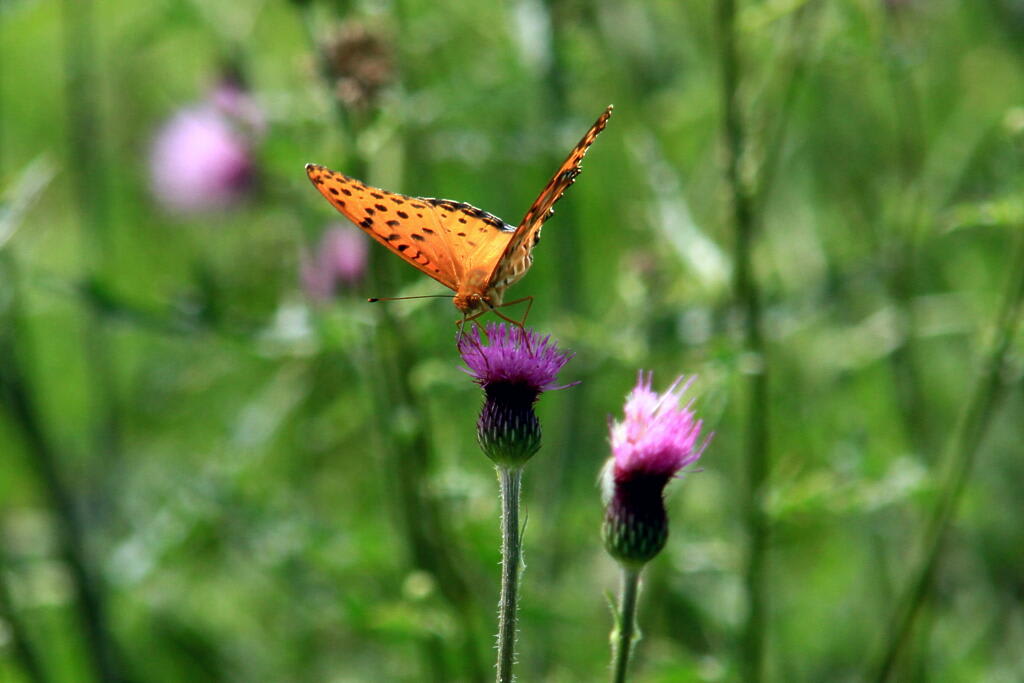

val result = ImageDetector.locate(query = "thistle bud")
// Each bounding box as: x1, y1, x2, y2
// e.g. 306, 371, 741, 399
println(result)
601, 372, 711, 567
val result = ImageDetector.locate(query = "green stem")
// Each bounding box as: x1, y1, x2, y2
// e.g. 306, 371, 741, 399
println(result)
295, 8, 485, 680
57, 6, 126, 678
868, 228, 1024, 681
610, 566, 642, 683
0, 259, 121, 683
0, 544, 50, 683
60, 0, 123, 471
717, 1, 770, 681
496, 466, 523, 683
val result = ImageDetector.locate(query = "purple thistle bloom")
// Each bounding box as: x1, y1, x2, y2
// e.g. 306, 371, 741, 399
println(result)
149, 81, 262, 214
610, 372, 708, 482
301, 224, 370, 300
459, 323, 574, 392
458, 323, 575, 467
603, 371, 711, 567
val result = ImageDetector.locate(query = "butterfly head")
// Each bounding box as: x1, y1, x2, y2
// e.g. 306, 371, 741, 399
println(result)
454, 268, 497, 313
453, 292, 487, 313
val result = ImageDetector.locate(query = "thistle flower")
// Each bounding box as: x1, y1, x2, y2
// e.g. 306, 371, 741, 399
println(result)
602, 372, 709, 568
301, 224, 370, 300
458, 323, 574, 468
459, 323, 574, 681
149, 79, 263, 214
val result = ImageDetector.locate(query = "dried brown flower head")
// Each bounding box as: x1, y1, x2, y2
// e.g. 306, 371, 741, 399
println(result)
323, 22, 395, 111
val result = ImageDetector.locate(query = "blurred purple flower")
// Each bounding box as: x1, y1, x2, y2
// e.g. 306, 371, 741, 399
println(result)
149, 81, 263, 213
301, 224, 370, 299
603, 371, 711, 567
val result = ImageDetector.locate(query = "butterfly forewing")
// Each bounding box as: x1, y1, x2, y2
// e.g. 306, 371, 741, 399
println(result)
306, 164, 463, 290
488, 105, 613, 291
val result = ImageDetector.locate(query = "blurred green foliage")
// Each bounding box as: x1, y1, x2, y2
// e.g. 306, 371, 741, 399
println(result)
2, 0, 1024, 681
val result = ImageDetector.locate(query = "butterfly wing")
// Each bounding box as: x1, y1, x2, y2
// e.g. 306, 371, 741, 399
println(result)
486, 105, 613, 291
306, 164, 466, 291
414, 197, 517, 281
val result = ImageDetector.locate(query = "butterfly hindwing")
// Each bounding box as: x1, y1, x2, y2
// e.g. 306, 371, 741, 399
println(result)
306, 164, 463, 290
488, 105, 613, 291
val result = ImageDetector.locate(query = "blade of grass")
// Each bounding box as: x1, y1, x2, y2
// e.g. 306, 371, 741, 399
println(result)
0, 257, 123, 683
58, 1, 126, 675
0, 536, 50, 683
868, 225, 1024, 681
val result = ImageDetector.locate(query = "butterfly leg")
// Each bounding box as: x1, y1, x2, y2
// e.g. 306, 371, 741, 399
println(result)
455, 310, 489, 345
487, 306, 523, 327
485, 296, 538, 352
501, 296, 534, 328
486, 296, 534, 329
455, 311, 471, 346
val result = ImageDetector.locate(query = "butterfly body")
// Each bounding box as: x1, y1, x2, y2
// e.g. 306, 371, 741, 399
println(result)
306, 105, 612, 321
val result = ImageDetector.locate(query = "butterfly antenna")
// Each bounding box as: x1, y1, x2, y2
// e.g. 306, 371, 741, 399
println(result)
368, 295, 452, 303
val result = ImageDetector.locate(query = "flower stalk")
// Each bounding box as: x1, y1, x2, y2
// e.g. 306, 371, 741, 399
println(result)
496, 466, 524, 683
610, 566, 641, 683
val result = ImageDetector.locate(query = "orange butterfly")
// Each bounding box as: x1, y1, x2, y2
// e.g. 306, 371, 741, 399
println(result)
306, 105, 612, 326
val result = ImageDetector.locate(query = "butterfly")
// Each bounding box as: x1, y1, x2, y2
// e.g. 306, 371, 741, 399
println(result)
305, 105, 613, 326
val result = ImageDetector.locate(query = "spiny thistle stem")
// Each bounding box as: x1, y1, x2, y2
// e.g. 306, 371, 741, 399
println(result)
610, 567, 641, 683
496, 466, 523, 683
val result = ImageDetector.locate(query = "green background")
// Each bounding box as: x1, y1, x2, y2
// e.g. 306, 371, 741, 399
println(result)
2, 0, 1024, 680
